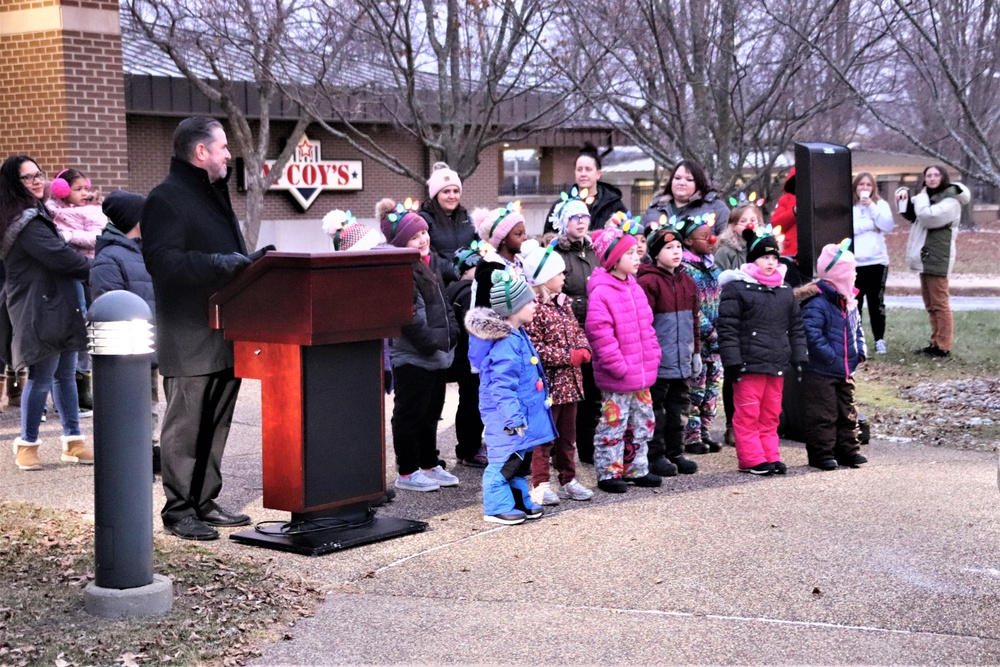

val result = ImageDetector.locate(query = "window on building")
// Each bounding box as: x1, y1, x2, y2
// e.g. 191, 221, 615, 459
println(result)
502, 148, 540, 195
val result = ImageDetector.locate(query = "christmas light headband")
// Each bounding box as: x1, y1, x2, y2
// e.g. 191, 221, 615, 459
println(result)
728, 191, 766, 208
322, 209, 356, 251
489, 200, 522, 238
387, 197, 420, 236
532, 237, 560, 281
824, 238, 853, 272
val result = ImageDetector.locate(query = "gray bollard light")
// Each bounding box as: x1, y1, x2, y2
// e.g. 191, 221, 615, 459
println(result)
83, 290, 172, 618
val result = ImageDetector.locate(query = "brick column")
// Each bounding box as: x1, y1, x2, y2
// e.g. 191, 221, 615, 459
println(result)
0, 0, 128, 190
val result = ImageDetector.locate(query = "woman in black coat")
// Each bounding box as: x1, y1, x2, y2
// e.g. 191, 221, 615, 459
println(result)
543, 142, 628, 234
0, 156, 91, 471
419, 162, 476, 284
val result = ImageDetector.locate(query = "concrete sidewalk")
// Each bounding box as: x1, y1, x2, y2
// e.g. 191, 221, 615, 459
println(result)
886, 272, 1000, 297
3, 382, 1000, 665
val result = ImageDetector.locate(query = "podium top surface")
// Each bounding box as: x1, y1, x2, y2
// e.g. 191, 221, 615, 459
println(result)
209, 248, 420, 345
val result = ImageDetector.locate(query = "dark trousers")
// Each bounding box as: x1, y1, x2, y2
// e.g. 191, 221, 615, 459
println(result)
391, 364, 447, 475
856, 264, 888, 341
454, 369, 483, 460
160, 369, 241, 525
575, 361, 601, 463
722, 367, 737, 425
801, 372, 859, 463
649, 377, 690, 461
531, 402, 578, 486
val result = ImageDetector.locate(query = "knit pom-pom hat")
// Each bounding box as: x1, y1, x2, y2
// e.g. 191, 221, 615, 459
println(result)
817, 240, 857, 297
490, 268, 534, 318
323, 209, 380, 252
743, 225, 781, 264
426, 162, 462, 200
475, 201, 524, 248
519, 238, 566, 287
377, 197, 427, 247
591, 228, 638, 271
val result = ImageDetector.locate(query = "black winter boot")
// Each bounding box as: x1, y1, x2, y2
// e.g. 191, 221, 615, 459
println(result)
648, 456, 678, 477
669, 455, 698, 474
626, 473, 662, 487
598, 478, 627, 494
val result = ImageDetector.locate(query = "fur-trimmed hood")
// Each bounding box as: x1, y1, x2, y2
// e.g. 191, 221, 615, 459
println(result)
555, 234, 593, 253
464, 306, 512, 341
794, 281, 822, 304
716, 225, 746, 252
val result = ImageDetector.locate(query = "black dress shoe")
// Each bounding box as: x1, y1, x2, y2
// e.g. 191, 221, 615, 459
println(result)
164, 516, 219, 541
199, 505, 252, 527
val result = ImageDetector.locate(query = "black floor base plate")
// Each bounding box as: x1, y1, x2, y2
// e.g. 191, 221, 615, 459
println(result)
229, 516, 429, 556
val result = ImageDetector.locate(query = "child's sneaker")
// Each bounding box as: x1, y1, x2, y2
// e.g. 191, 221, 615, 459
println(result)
484, 511, 526, 525
395, 470, 441, 492
741, 462, 774, 475
557, 478, 594, 501
460, 445, 488, 468
875, 339, 887, 354
530, 482, 560, 506
772, 460, 787, 475
421, 465, 460, 487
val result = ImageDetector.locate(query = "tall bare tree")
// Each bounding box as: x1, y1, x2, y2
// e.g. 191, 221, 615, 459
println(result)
289, 0, 582, 185
553, 0, 863, 200
124, 0, 316, 248
770, 0, 1000, 188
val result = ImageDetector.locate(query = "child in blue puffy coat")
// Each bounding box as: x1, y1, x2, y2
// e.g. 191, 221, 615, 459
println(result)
465, 269, 557, 525
796, 242, 868, 471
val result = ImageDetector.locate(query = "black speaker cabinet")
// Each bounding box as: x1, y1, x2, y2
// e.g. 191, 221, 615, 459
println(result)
793, 143, 853, 280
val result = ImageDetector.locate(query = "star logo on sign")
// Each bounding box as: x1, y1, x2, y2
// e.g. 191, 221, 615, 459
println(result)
296, 136, 316, 161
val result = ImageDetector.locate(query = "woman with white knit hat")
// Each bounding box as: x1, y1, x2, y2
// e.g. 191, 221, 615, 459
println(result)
419, 162, 476, 283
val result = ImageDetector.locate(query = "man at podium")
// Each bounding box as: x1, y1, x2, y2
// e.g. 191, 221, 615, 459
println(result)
142, 117, 254, 541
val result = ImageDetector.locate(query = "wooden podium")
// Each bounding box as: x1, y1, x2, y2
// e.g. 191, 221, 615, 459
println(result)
209, 249, 428, 555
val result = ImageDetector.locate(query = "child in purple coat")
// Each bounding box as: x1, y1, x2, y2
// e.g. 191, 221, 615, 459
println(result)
585, 228, 663, 493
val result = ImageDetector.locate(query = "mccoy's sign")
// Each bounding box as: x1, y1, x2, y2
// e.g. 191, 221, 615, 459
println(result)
259, 134, 362, 210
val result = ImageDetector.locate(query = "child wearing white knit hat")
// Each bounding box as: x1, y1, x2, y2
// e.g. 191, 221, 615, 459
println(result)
520, 239, 594, 504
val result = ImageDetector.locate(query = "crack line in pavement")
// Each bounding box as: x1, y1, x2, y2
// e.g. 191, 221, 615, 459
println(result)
577, 605, 997, 641
373, 525, 507, 574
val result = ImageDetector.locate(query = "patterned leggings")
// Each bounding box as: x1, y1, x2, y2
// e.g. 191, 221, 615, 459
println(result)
593, 389, 654, 481
685, 355, 721, 445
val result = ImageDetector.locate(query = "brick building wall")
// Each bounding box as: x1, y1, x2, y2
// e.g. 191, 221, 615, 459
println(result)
0, 0, 128, 189
128, 115, 501, 249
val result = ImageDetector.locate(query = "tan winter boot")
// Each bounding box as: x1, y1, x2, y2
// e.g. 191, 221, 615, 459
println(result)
13, 437, 42, 471
60, 435, 94, 465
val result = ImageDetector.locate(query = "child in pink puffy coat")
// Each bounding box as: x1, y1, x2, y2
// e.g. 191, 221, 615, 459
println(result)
585, 228, 663, 494
44, 168, 108, 260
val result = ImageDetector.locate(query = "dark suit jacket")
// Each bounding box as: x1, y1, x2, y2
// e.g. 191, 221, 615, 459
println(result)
142, 158, 247, 377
